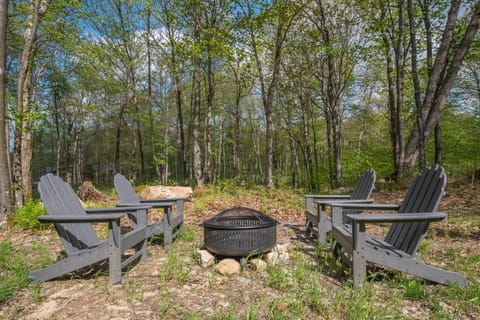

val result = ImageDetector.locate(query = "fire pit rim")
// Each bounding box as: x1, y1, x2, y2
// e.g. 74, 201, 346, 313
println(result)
200, 206, 278, 230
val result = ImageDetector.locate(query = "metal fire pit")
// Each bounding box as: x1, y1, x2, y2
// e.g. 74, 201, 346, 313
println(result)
201, 207, 278, 257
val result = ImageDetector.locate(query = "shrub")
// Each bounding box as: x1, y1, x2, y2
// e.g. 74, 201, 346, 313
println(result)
12, 200, 47, 231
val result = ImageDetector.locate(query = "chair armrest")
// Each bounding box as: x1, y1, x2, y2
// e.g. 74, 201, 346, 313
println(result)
117, 202, 173, 209
140, 197, 187, 203
315, 198, 374, 206
305, 194, 351, 212
305, 194, 351, 200
136, 200, 176, 208
38, 213, 125, 223
347, 212, 447, 224
328, 203, 401, 225
327, 203, 400, 211
86, 206, 152, 214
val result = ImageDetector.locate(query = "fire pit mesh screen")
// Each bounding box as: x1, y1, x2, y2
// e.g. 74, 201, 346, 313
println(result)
202, 207, 278, 257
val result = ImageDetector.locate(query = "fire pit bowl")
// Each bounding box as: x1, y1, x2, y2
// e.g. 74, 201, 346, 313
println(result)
201, 207, 278, 257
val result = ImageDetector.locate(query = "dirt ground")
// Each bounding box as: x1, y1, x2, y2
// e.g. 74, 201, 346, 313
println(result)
1, 182, 479, 319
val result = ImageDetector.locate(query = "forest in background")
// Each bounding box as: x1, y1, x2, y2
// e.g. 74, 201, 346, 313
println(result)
1, 0, 480, 222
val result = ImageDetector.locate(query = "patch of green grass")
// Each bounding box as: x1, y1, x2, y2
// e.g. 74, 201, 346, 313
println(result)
265, 263, 291, 291
176, 226, 198, 243
268, 294, 307, 319
158, 244, 195, 283
29, 284, 43, 303
125, 279, 145, 302
0, 237, 55, 304
0, 239, 30, 303
430, 282, 480, 317
401, 279, 428, 300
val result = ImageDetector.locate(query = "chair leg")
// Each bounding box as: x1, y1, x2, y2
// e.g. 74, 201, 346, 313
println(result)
305, 220, 313, 238
318, 210, 331, 245
108, 218, 122, 285
163, 207, 173, 249
352, 220, 367, 288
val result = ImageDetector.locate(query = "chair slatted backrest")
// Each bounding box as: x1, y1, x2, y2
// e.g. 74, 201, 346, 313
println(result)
385, 165, 446, 255
344, 169, 376, 221
39, 174, 100, 255
114, 174, 141, 204
350, 169, 376, 200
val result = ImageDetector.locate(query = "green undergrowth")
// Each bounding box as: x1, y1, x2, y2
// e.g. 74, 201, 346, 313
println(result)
11, 200, 48, 231
0, 239, 53, 303
192, 181, 304, 216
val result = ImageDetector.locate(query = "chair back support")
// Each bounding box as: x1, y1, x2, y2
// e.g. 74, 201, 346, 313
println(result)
39, 174, 100, 255
114, 174, 141, 204
385, 165, 446, 255
350, 169, 376, 200
344, 169, 376, 221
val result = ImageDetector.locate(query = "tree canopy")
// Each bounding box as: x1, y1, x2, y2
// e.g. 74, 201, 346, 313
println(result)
1, 0, 480, 221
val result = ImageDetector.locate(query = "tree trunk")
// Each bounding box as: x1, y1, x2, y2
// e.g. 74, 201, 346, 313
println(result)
17, 68, 36, 202
435, 124, 442, 164
324, 110, 334, 188
332, 108, 342, 186
146, 7, 163, 183
403, 1, 480, 172
300, 93, 314, 190
13, 0, 47, 206
0, 0, 13, 222
383, 30, 397, 178
408, 0, 425, 171
192, 4, 203, 187
394, 0, 405, 177
114, 103, 126, 173
248, 2, 297, 188
159, 0, 186, 185
312, 0, 352, 187
133, 96, 145, 181
204, 54, 214, 184
174, 73, 186, 185
233, 67, 241, 181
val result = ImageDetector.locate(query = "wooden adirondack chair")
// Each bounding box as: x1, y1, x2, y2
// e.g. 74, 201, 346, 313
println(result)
329, 165, 467, 287
29, 174, 150, 285
305, 169, 376, 244
114, 173, 185, 248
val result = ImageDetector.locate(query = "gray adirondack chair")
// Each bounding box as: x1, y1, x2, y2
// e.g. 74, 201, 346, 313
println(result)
29, 174, 150, 285
305, 169, 376, 244
114, 173, 185, 248
329, 165, 467, 287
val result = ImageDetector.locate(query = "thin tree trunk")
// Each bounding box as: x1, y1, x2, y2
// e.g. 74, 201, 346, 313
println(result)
114, 104, 126, 173
435, 124, 442, 164
133, 95, 145, 181
233, 67, 241, 181
408, 0, 425, 170
204, 54, 214, 184
192, 4, 203, 187
0, 0, 13, 221
324, 110, 334, 188
300, 94, 313, 190
146, 7, 162, 183
13, 0, 47, 206
394, 0, 405, 177
383, 30, 397, 178
254, 8, 294, 187
404, 0, 480, 172
174, 73, 186, 185
158, 0, 186, 185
